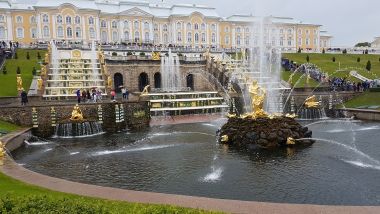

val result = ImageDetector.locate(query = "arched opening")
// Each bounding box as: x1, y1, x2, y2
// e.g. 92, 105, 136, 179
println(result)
154, 72, 161, 89
138, 72, 149, 92
114, 73, 123, 93
186, 74, 194, 90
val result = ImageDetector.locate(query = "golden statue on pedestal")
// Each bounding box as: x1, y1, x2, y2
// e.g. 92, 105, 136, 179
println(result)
141, 85, 150, 96
37, 78, 43, 90
221, 135, 229, 143
152, 52, 160, 61
107, 76, 112, 89
16, 75, 23, 91
70, 104, 84, 121
249, 80, 268, 118
44, 53, 50, 64
304, 95, 320, 109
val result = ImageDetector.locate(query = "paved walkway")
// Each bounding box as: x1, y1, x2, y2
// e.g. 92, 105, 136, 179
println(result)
1, 131, 380, 213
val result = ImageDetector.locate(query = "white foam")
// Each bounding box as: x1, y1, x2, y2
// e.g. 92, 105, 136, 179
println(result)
70, 152, 80, 155
201, 167, 223, 183
27, 141, 52, 146
342, 160, 380, 171
92, 144, 177, 156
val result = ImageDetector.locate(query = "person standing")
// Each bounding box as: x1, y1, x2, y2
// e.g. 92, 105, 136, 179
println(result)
76, 89, 81, 104
125, 87, 129, 100
111, 89, 116, 101
121, 87, 126, 100
82, 90, 87, 103
20, 89, 28, 106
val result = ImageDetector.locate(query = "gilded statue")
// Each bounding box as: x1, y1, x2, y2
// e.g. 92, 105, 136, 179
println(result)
220, 135, 229, 143
248, 80, 268, 118
107, 76, 112, 89
304, 95, 320, 109
16, 75, 23, 91
152, 52, 161, 61
286, 137, 296, 145
37, 78, 43, 90
141, 85, 150, 96
0, 141, 5, 158
41, 65, 46, 76
70, 104, 84, 121
44, 53, 50, 64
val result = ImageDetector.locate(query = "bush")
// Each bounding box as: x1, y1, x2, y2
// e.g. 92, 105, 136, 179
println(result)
32, 67, 37, 76
26, 52, 30, 60
127, 51, 133, 56
322, 48, 325, 54
139, 52, 146, 57
37, 52, 41, 60
16, 66, 21, 74
332, 56, 336, 62
14, 52, 18, 59
342, 49, 347, 54
306, 55, 310, 62
366, 60, 371, 71
178, 53, 183, 57
2, 66, 6, 75
297, 47, 302, 53
357, 57, 361, 63
111, 52, 117, 56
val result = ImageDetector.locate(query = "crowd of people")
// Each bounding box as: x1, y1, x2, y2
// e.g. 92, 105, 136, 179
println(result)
75, 88, 129, 104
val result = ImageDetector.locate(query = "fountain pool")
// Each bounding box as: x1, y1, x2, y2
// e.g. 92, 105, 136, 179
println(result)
11, 118, 380, 206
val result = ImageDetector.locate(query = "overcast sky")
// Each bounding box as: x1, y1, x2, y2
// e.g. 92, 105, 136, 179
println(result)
153, 0, 380, 47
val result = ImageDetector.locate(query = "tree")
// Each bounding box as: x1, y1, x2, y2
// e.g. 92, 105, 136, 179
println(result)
366, 60, 372, 71
2, 66, 6, 75
342, 49, 347, 54
37, 52, 41, 60
306, 55, 310, 62
16, 66, 21, 74
32, 67, 37, 76
332, 57, 336, 62
322, 48, 325, 54
26, 52, 30, 60
297, 47, 302, 53
14, 52, 18, 59
357, 57, 361, 63
355, 42, 371, 47
365, 49, 369, 54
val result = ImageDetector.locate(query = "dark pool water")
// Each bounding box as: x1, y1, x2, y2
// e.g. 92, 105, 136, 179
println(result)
12, 118, 380, 205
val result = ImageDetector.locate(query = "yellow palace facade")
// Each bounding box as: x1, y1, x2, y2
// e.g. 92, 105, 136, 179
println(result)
0, 0, 332, 51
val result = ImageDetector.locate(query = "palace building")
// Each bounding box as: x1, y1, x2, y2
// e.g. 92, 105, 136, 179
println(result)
0, 0, 332, 51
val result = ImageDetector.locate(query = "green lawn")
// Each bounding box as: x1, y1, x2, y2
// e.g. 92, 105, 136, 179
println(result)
282, 53, 380, 81
281, 70, 319, 88
0, 120, 20, 133
0, 172, 219, 213
0, 49, 46, 97
343, 92, 380, 110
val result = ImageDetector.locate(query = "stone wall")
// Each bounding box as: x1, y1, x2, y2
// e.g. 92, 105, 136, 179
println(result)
0, 102, 150, 138
106, 61, 214, 92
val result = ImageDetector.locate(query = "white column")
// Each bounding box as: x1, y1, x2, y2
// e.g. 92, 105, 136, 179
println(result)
6, 14, 13, 41
95, 17, 100, 41
108, 20, 111, 43
52, 15, 56, 40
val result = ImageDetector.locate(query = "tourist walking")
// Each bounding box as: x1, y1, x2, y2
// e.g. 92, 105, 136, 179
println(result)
111, 89, 116, 102
92, 88, 97, 103
76, 89, 81, 104
82, 90, 87, 103
97, 90, 102, 102
20, 89, 28, 106
86, 90, 91, 102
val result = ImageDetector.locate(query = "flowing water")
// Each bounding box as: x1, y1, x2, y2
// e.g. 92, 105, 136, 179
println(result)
161, 49, 181, 92
12, 119, 380, 205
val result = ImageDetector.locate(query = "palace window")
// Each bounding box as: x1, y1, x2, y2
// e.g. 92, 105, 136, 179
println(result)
124, 31, 129, 40
144, 22, 149, 30
225, 27, 229, 33
176, 22, 181, 30
272, 38, 276, 46
0, 27, 5, 39
31, 28, 37, 38
16, 16, 22, 23
279, 29, 283, 34
201, 33, 206, 42
288, 37, 292, 46
314, 38, 317, 45
89, 27, 95, 39
112, 31, 118, 42
16, 28, 23, 38
89, 17, 94, 25
42, 14, 49, 23
163, 24, 168, 32
0, 15, 4, 22
211, 24, 216, 31
177, 32, 182, 42
163, 33, 168, 43
245, 36, 250, 45
187, 32, 192, 42
75, 16, 81, 24
212, 33, 216, 43
236, 27, 241, 33
245, 27, 249, 33
101, 31, 107, 42
57, 26, 64, 37
43, 26, 49, 37
66, 27, 72, 38
298, 37, 302, 45
225, 36, 229, 45
112, 21, 117, 29
194, 33, 199, 43
237, 36, 241, 45
154, 24, 158, 31
56, 15, 62, 23
134, 31, 140, 42
134, 21, 139, 29
306, 38, 310, 45
187, 23, 191, 30
144, 32, 150, 42
298, 29, 302, 35
154, 33, 159, 43
30, 16, 36, 24
75, 27, 81, 38
287, 29, 292, 35
124, 21, 128, 28
280, 37, 284, 46
66, 16, 71, 24
201, 23, 206, 31
101, 20, 107, 28
194, 23, 199, 30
